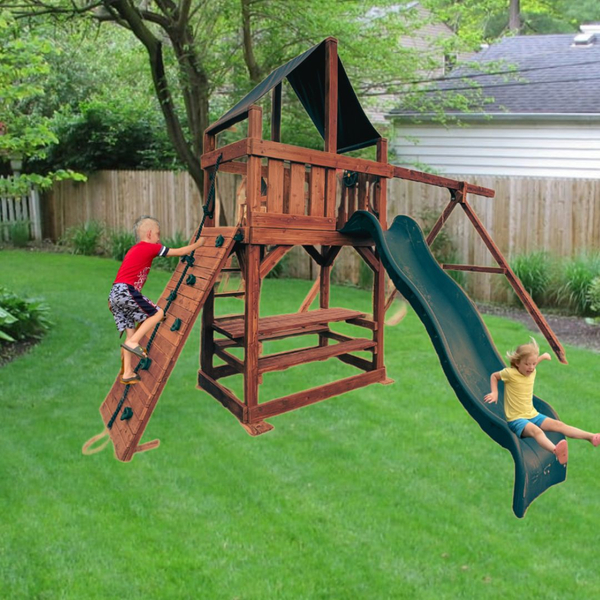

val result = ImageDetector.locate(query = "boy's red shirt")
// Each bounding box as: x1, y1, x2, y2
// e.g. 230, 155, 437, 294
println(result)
113, 241, 169, 291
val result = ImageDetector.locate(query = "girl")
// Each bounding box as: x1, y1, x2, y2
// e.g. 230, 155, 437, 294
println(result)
484, 337, 600, 465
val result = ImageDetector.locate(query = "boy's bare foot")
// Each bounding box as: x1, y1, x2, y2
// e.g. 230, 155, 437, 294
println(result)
554, 439, 568, 465
591, 433, 600, 447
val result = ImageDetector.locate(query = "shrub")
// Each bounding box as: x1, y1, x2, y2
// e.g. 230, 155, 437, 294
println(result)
0, 306, 18, 342
62, 221, 104, 256
0, 287, 53, 345
34, 100, 181, 173
557, 253, 600, 315
588, 277, 600, 314
509, 251, 553, 306
108, 228, 135, 261
8, 220, 30, 247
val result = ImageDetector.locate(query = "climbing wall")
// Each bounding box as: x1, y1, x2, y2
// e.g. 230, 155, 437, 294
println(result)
99, 227, 240, 462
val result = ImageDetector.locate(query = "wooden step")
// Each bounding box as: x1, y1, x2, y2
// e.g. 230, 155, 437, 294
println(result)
212, 308, 366, 342
259, 337, 376, 374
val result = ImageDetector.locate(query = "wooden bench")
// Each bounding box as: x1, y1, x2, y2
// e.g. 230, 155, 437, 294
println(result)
212, 307, 367, 342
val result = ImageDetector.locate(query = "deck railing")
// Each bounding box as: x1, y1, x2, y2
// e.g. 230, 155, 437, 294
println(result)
201, 108, 390, 232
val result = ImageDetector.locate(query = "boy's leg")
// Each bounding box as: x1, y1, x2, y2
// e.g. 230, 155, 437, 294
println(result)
122, 308, 164, 350
541, 417, 597, 443
122, 328, 136, 379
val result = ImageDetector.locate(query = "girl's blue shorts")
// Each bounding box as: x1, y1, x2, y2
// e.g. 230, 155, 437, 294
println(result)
507, 413, 548, 438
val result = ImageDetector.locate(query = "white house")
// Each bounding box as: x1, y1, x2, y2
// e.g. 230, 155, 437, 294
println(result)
387, 25, 600, 178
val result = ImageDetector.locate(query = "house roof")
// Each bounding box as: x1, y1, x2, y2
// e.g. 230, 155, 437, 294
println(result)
390, 31, 600, 118
207, 39, 381, 154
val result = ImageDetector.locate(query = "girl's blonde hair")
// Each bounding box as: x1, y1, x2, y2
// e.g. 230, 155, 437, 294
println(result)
506, 337, 539, 368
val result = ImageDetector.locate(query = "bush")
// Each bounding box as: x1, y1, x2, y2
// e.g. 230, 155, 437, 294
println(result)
509, 251, 554, 306
557, 253, 600, 315
108, 228, 135, 261
8, 220, 30, 247
34, 100, 181, 173
0, 287, 53, 344
62, 221, 104, 256
588, 277, 600, 314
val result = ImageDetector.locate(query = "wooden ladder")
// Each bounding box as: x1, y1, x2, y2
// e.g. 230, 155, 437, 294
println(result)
98, 227, 240, 462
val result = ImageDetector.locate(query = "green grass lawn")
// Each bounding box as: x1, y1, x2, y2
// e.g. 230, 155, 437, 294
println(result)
1, 250, 600, 600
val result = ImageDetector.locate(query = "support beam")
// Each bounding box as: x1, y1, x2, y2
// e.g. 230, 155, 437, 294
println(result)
259, 245, 293, 279
459, 199, 567, 363
298, 278, 320, 313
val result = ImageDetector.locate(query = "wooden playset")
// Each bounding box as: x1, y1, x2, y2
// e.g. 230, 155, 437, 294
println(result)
85, 38, 567, 517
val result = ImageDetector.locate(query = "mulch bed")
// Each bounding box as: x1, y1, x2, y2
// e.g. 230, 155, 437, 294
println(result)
0, 338, 40, 367
478, 303, 600, 353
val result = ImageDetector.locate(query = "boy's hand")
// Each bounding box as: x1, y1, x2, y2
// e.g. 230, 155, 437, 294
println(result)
484, 392, 498, 404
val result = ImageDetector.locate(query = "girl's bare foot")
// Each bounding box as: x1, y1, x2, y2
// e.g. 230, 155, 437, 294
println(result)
554, 439, 568, 465
591, 433, 600, 447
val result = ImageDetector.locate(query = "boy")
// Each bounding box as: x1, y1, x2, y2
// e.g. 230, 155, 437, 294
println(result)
108, 216, 205, 385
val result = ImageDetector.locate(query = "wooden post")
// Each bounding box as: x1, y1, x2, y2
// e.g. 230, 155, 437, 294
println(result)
244, 243, 261, 416
324, 38, 338, 153
201, 132, 217, 376
247, 105, 263, 228
324, 38, 339, 220
203, 133, 217, 228
376, 138, 388, 229
372, 247, 385, 371
271, 83, 282, 142
319, 37, 339, 345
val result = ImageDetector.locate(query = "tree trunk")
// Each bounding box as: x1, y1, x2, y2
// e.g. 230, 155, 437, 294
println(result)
241, 0, 262, 85
509, 0, 521, 32
107, 0, 205, 193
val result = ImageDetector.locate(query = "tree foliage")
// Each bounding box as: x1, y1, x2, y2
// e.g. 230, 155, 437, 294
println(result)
0, 0, 482, 192
423, 0, 600, 42
0, 12, 85, 194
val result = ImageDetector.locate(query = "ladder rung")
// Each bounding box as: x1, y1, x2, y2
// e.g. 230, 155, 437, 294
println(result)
215, 291, 245, 298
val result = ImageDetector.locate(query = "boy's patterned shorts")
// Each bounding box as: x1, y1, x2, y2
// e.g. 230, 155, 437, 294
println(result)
108, 283, 159, 332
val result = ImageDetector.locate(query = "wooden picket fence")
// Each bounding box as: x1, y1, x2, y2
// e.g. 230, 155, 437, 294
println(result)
45, 171, 600, 302
0, 177, 42, 241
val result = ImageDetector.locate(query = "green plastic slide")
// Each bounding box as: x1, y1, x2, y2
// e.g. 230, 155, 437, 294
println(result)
341, 211, 567, 518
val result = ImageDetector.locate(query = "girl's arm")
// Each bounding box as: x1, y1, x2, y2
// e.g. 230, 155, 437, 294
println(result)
536, 352, 551, 365
166, 237, 206, 257
484, 372, 502, 403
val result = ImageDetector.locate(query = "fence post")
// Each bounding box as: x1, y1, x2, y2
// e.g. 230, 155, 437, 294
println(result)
29, 187, 42, 240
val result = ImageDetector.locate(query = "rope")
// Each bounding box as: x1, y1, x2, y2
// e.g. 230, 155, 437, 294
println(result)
106, 154, 223, 431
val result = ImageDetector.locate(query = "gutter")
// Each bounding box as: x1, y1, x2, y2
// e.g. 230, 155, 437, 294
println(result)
386, 112, 600, 123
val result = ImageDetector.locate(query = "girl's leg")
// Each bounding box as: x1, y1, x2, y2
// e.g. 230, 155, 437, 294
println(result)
541, 417, 596, 443
522, 423, 556, 453
523, 422, 569, 463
